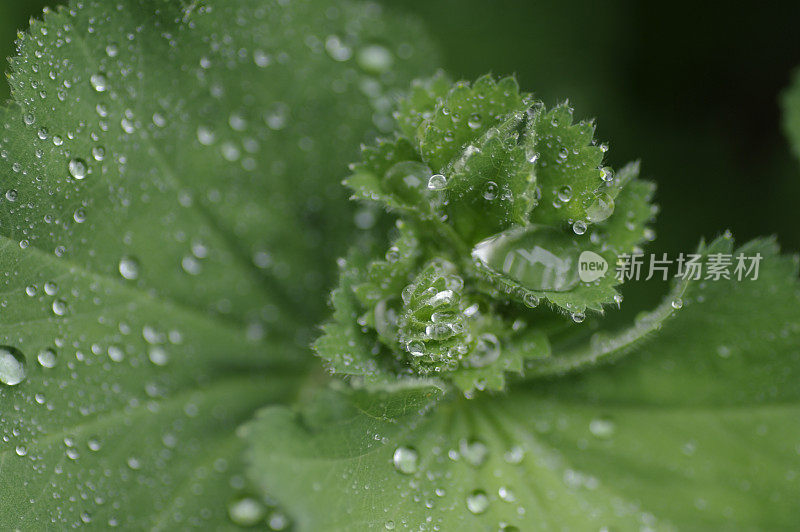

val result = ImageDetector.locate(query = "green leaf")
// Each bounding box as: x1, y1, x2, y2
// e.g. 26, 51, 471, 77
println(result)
596, 161, 658, 254
0, 0, 438, 527
530, 103, 607, 226
394, 71, 451, 141
418, 75, 526, 172
442, 111, 537, 244
782, 67, 800, 162
344, 137, 426, 213
246, 237, 800, 530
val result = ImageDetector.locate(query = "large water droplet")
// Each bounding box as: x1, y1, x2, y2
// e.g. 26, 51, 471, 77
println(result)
227, 497, 265, 527
427, 173, 447, 191
118, 256, 140, 280
466, 489, 489, 514
90, 72, 108, 92
392, 446, 419, 474
459, 438, 489, 467
585, 193, 615, 223
356, 44, 393, 74
0, 346, 26, 385
589, 417, 615, 439
68, 158, 88, 180
37, 348, 57, 369
472, 225, 581, 292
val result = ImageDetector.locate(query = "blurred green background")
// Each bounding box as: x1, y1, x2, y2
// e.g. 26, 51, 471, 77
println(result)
3, 0, 799, 310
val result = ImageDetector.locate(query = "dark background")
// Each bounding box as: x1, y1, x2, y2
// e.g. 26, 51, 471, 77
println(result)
4, 1, 800, 308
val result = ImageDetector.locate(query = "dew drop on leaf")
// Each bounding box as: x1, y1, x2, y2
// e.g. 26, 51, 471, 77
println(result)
227, 497, 265, 527
459, 438, 489, 467
90, 72, 108, 92
392, 445, 419, 474
0, 346, 26, 386
466, 489, 489, 514
356, 44, 393, 74
52, 299, 68, 316
427, 173, 447, 191
37, 347, 57, 369
148, 347, 169, 366
465, 333, 500, 368
482, 181, 499, 200
472, 225, 581, 292
585, 192, 615, 223
118, 256, 140, 280
589, 417, 616, 439
68, 158, 88, 179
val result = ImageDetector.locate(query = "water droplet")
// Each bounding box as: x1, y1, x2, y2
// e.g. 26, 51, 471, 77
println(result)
572, 220, 587, 235
459, 439, 489, 467
483, 181, 499, 200
571, 311, 585, 323
325, 35, 352, 61
427, 173, 447, 191
90, 72, 108, 92
268, 510, 289, 530
68, 158, 88, 180
522, 292, 539, 308
671, 297, 683, 310
0, 346, 26, 385
118, 256, 140, 280
356, 44, 393, 73
228, 497, 265, 527
44, 281, 58, 295
465, 333, 500, 368
52, 299, 68, 316
717, 345, 732, 358
384, 521, 396, 530
585, 193, 615, 223
384, 161, 432, 204
148, 347, 169, 366
557, 185, 573, 202
73, 209, 87, 223
37, 348, 57, 368
467, 113, 483, 129
197, 125, 215, 145
589, 418, 615, 439
466, 489, 489, 514
92, 146, 105, 161
392, 446, 419, 474
5, 189, 18, 202
105, 43, 119, 57
498, 486, 516, 502
108, 346, 125, 363
504, 445, 525, 464
472, 225, 581, 292
253, 49, 271, 68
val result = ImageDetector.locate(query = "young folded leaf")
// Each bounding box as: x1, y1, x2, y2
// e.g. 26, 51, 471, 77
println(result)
319, 74, 658, 393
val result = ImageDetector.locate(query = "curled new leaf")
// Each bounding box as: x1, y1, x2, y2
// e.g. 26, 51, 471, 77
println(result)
319, 74, 659, 393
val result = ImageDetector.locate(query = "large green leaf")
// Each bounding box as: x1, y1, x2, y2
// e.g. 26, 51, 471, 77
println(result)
0, 0, 438, 527
246, 237, 800, 530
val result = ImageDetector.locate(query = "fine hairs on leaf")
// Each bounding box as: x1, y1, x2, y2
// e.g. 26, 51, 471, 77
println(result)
0, 1, 799, 531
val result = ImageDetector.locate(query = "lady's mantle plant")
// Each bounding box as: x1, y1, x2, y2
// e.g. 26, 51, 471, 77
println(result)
0, 0, 799, 530
314, 73, 662, 394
